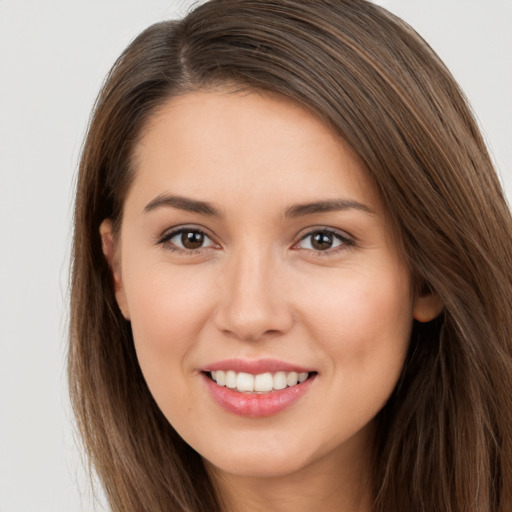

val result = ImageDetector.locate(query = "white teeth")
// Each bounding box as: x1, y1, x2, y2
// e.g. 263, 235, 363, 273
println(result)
209, 370, 311, 393
254, 372, 274, 392
286, 371, 298, 387
225, 370, 237, 389
236, 372, 254, 392
273, 371, 287, 390
216, 370, 226, 386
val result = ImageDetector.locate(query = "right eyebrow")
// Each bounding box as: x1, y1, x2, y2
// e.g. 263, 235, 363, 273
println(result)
143, 194, 222, 217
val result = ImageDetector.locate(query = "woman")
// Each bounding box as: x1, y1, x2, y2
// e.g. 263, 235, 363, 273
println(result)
69, 0, 512, 510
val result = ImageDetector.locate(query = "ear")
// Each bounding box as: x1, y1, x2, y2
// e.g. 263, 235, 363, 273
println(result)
412, 287, 443, 323
99, 219, 130, 320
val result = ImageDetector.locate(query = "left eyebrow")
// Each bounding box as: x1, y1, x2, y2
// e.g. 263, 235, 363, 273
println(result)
284, 199, 374, 218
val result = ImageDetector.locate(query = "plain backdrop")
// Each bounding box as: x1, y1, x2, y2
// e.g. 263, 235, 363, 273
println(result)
0, 1, 511, 511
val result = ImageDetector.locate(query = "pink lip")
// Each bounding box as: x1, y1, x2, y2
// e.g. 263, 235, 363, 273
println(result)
200, 359, 317, 418
202, 358, 313, 374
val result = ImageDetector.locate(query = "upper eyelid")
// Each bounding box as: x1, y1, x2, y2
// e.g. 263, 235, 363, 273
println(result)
157, 224, 215, 242
294, 226, 354, 243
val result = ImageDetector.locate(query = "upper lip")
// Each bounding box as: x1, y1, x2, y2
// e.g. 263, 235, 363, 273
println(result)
201, 358, 314, 374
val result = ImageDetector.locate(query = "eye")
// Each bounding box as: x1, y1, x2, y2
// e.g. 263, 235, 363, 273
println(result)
296, 229, 351, 252
159, 227, 217, 252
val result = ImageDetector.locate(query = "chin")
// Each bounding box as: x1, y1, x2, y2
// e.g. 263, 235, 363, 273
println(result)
205, 451, 311, 480
197, 429, 335, 480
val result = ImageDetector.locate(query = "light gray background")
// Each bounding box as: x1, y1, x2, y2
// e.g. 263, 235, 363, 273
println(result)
0, 1, 510, 511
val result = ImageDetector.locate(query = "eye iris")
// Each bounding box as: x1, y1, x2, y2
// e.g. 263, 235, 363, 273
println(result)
311, 231, 333, 250
181, 230, 204, 249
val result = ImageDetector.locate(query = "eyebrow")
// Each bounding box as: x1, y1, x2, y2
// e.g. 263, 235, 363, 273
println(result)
143, 194, 373, 218
144, 194, 222, 216
284, 199, 374, 218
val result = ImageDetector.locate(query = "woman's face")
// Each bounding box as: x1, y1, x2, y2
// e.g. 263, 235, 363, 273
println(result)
102, 90, 438, 479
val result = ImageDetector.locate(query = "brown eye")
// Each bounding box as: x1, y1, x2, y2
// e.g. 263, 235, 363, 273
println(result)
296, 229, 349, 252
162, 228, 215, 252
181, 230, 205, 249
311, 232, 334, 250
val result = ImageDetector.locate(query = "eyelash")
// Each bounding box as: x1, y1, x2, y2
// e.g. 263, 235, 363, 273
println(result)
157, 227, 217, 255
157, 227, 355, 256
294, 228, 354, 255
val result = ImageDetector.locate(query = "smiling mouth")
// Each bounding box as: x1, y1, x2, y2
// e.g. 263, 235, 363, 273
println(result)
205, 370, 315, 394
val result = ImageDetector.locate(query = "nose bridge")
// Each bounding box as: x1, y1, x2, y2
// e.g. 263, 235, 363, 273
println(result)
214, 242, 292, 341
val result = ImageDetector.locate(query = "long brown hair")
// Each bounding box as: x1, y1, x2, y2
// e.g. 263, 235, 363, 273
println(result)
69, 1, 512, 510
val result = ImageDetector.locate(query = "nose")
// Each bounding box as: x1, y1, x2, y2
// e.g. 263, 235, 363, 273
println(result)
213, 247, 294, 342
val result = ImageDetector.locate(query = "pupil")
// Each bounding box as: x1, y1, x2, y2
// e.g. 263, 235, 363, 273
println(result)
312, 232, 333, 250
182, 231, 204, 249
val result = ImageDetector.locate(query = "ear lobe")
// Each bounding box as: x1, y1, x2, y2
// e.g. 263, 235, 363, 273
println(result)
413, 289, 443, 323
99, 219, 130, 320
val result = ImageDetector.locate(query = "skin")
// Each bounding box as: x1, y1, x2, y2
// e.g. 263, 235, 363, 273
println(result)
101, 90, 442, 512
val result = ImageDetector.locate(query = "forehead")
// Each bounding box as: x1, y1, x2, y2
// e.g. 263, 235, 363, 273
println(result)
128, 89, 381, 215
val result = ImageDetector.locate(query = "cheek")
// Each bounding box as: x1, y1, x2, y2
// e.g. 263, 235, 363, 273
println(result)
122, 260, 214, 388
295, 265, 413, 445
299, 263, 413, 383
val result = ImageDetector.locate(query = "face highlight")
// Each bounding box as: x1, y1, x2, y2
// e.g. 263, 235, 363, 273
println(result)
101, 90, 440, 486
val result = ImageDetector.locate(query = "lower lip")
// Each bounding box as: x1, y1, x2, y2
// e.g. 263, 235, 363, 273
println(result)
202, 373, 316, 417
